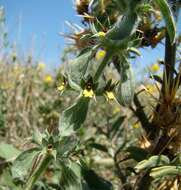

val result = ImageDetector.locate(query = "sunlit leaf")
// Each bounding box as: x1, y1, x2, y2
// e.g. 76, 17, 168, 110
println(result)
150, 165, 181, 178
0, 143, 21, 162
11, 148, 40, 180
155, 0, 176, 43
135, 155, 170, 171
59, 97, 90, 137
67, 51, 92, 91
117, 64, 135, 106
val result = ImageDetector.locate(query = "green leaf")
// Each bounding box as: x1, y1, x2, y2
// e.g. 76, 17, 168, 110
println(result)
59, 97, 90, 137
0, 142, 21, 161
117, 64, 135, 106
88, 143, 108, 153
60, 162, 82, 190
150, 165, 181, 178
58, 136, 78, 156
0, 169, 22, 190
126, 146, 148, 162
155, 0, 176, 43
109, 116, 125, 139
67, 51, 92, 91
32, 129, 43, 145
81, 167, 113, 190
135, 155, 170, 171
11, 148, 40, 180
106, 13, 138, 41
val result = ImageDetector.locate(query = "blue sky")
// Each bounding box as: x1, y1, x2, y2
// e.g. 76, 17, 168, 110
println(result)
0, 0, 180, 72
0, 0, 81, 69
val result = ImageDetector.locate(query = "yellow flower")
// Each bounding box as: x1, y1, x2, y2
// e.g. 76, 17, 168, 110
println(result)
44, 75, 53, 83
57, 82, 65, 92
37, 62, 45, 70
95, 49, 106, 61
132, 123, 140, 129
113, 106, 120, 114
97, 31, 106, 38
150, 63, 160, 72
82, 89, 94, 98
104, 91, 115, 101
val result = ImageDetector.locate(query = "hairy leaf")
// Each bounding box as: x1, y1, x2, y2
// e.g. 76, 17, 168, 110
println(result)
11, 148, 40, 180
106, 13, 138, 41
59, 97, 90, 137
0, 143, 21, 162
67, 51, 92, 91
135, 155, 170, 171
117, 65, 135, 106
150, 165, 181, 178
155, 0, 176, 43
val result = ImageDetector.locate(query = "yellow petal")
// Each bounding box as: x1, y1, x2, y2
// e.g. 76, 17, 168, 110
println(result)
105, 91, 115, 101
95, 49, 106, 61
150, 63, 160, 72
132, 123, 140, 129
82, 89, 94, 98
97, 31, 106, 38
44, 75, 53, 83
57, 84, 65, 92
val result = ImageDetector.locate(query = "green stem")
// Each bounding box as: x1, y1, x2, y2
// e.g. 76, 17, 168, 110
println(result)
94, 50, 112, 81
25, 153, 52, 190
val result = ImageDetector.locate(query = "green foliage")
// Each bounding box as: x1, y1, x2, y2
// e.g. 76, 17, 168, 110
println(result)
59, 97, 90, 137
135, 155, 170, 171
155, 0, 176, 43
0, 1, 180, 190
117, 64, 135, 106
11, 148, 40, 180
0, 143, 21, 161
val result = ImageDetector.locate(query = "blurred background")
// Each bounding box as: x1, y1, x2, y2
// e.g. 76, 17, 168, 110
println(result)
0, 0, 82, 69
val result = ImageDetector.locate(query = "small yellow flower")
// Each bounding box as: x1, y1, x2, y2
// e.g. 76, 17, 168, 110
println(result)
82, 88, 94, 98
57, 82, 65, 92
95, 49, 106, 61
97, 31, 106, 38
37, 62, 45, 70
44, 75, 53, 83
104, 91, 115, 101
150, 63, 160, 72
132, 123, 140, 129
113, 106, 120, 114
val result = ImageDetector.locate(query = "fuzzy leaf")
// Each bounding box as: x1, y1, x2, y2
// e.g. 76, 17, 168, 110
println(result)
126, 146, 148, 162
135, 155, 170, 171
67, 51, 92, 91
60, 162, 82, 190
0, 143, 21, 161
150, 165, 181, 178
106, 13, 138, 41
11, 148, 40, 180
82, 168, 113, 190
59, 97, 90, 137
117, 65, 135, 106
0, 169, 22, 190
109, 116, 125, 139
155, 0, 176, 43
89, 143, 108, 153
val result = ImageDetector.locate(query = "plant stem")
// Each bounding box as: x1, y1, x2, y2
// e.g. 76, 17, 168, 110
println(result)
162, 31, 176, 94
94, 50, 112, 81
25, 153, 52, 190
